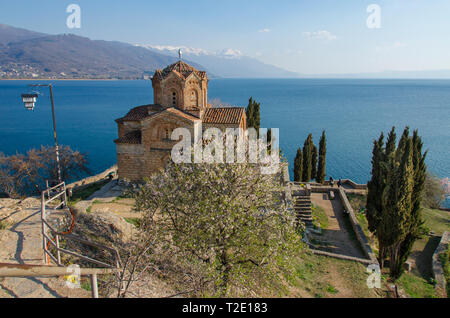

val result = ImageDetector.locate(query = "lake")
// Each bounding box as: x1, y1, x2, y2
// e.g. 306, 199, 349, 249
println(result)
0, 79, 449, 205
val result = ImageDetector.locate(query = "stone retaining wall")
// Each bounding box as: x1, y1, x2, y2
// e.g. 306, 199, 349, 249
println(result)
321, 179, 367, 190
67, 165, 118, 190
309, 185, 378, 265
432, 231, 449, 297
309, 248, 374, 265
337, 187, 378, 264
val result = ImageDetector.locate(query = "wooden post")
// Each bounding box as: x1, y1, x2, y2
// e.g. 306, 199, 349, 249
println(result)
91, 273, 99, 298
41, 191, 47, 264
55, 235, 61, 266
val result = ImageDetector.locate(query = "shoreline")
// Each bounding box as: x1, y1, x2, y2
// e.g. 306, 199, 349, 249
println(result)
0, 78, 130, 81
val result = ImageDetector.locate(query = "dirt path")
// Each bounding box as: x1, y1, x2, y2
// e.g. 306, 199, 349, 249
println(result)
310, 193, 366, 259
0, 200, 89, 298
74, 181, 139, 219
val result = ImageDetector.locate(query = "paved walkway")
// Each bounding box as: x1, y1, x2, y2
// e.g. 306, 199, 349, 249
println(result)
310, 193, 366, 259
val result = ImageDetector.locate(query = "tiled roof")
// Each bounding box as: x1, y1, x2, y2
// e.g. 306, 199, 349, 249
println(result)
164, 107, 201, 121
115, 104, 164, 123
114, 130, 141, 144
153, 61, 207, 80
202, 107, 245, 124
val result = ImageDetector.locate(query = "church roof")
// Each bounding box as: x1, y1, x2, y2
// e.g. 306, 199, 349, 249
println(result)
114, 130, 141, 144
115, 104, 201, 124
202, 107, 246, 125
115, 104, 164, 123
153, 61, 207, 80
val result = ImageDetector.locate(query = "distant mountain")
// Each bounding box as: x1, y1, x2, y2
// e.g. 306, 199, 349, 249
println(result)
138, 45, 301, 78
0, 24, 300, 80
0, 24, 204, 79
0, 24, 47, 46
304, 70, 450, 79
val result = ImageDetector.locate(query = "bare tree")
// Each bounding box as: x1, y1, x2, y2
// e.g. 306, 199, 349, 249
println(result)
209, 98, 232, 108
0, 145, 90, 197
29, 145, 90, 186
0, 152, 34, 198
423, 172, 446, 209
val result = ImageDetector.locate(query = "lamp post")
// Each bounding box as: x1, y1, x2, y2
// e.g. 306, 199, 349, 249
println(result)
21, 84, 62, 184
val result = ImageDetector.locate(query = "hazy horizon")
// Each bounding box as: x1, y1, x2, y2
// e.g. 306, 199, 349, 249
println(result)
1, 1, 450, 76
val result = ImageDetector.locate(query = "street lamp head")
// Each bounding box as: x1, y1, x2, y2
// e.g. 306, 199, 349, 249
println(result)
21, 93, 38, 110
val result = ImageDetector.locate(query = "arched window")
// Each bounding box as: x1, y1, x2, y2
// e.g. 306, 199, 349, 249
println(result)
172, 91, 177, 106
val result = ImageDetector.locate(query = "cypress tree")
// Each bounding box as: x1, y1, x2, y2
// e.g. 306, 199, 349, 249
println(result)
246, 97, 261, 136
386, 127, 396, 156
266, 128, 272, 154
366, 126, 427, 278
316, 130, 326, 183
246, 97, 254, 129
388, 138, 415, 278
392, 130, 427, 278
366, 132, 388, 265
293, 148, 303, 182
254, 100, 261, 134
302, 134, 313, 182
311, 145, 318, 181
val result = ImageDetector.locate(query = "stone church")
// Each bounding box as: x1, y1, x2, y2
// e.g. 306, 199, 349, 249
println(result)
114, 60, 247, 181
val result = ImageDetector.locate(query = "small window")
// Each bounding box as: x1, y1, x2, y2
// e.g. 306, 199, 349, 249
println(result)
172, 92, 177, 106
164, 128, 170, 139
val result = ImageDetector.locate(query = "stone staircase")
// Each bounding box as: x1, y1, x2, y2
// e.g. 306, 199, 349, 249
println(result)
294, 194, 313, 228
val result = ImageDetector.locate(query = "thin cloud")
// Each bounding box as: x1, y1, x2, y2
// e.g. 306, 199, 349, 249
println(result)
302, 30, 337, 41
376, 42, 407, 52
258, 28, 271, 33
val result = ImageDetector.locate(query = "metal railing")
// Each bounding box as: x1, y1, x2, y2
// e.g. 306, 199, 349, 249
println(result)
0, 263, 112, 298
41, 181, 121, 269
0, 182, 122, 298
39, 181, 121, 297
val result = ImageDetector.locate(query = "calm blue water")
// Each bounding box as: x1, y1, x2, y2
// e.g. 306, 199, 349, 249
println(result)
0, 79, 449, 204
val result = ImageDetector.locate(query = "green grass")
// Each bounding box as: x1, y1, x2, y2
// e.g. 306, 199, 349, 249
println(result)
347, 193, 367, 213
0, 220, 11, 230
292, 252, 380, 298
312, 203, 328, 229
124, 217, 141, 228
421, 208, 450, 235
397, 272, 437, 298
81, 278, 91, 291
439, 246, 449, 297
68, 180, 110, 206
326, 284, 339, 294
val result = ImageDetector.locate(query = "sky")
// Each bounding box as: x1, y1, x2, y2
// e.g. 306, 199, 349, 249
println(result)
1, 0, 450, 75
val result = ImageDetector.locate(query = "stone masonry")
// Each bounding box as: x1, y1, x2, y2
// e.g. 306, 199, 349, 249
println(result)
114, 60, 247, 181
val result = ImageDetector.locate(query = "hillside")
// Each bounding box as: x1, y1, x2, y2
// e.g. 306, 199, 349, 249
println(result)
0, 24, 300, 79
0, 24, 203, 79
140, 45, 301, 78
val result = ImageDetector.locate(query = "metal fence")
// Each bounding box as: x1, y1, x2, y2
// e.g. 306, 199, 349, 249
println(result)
0, 181, 121, 298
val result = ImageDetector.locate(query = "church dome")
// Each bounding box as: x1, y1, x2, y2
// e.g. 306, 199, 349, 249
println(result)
153, 61, 207, 80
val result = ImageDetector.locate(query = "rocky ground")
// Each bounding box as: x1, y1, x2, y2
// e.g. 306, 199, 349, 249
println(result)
0, 198, 91, 298
0, 180, 174, 298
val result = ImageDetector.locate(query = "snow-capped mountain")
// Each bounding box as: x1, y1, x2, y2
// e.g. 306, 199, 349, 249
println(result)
137, 44, 300, 78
